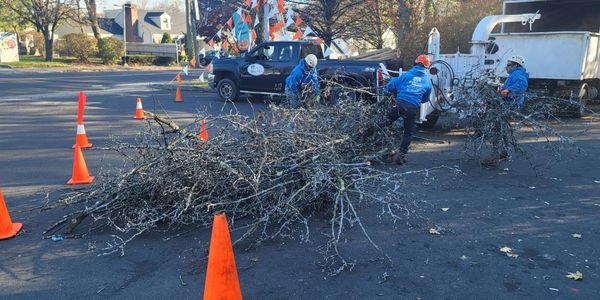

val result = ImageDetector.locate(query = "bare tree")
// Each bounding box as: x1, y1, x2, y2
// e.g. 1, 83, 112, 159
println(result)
350, 0, 397, 49
83, 0, 101, 42
2, 0, 77, 61
292, 0, 363, 47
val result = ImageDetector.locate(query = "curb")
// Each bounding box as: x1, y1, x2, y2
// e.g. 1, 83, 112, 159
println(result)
150, 82, 215, 93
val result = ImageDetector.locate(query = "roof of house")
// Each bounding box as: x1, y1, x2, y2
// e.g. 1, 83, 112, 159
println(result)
140, 11, 186, 35
55, 10, 186, 38
54, 20, 117, 37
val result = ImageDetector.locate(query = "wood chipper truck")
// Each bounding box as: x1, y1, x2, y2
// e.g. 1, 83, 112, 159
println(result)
420, 0, 600, 126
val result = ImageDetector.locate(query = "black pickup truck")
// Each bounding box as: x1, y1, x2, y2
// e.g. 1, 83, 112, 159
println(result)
209, 41, 387, 102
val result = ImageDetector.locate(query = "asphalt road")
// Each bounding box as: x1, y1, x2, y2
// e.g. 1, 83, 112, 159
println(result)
0, 70, 599, 299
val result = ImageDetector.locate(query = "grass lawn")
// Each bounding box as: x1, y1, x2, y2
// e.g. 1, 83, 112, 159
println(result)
188, 81, 209, 87
3, 55, 103, 68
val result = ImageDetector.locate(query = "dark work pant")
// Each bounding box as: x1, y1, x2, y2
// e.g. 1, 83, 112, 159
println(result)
378, 101, 419, 154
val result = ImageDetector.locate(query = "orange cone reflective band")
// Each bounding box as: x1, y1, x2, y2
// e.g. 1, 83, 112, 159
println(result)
67, 145, 95, 185
203, 214, 242, 300
0, 189, 23, 240
134, 98, 145, 119
175, 86, 183, 102
73, 124, 93, 148
198, 120, 209, 141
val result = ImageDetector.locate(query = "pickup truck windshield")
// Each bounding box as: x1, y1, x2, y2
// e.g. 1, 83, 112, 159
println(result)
250, 45, 275, 61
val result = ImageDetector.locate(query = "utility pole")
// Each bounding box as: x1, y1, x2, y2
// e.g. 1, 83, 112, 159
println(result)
191, 0, 200, 65
184, 0, 194, 63
263, 1, 270, 41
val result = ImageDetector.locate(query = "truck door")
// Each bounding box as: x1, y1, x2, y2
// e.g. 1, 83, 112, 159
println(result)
269, 44, 297, 93
239, 44, 276, 92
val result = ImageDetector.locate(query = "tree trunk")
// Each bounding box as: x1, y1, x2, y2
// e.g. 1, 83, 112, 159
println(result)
44, 35, 54, 61
396, 0, 410, 58
85, 0, 102, 42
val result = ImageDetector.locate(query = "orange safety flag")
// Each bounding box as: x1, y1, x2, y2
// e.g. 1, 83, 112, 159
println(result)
277, 0, 285, 14
222, 39, 229, 51
227, 18, 233, 28
295, 16, 303, 26
190, 57, 196, 68
292, 30, 302, 40
269, 20, 285, 34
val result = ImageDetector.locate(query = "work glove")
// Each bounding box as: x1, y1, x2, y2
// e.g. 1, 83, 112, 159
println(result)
500, 89, 510, 97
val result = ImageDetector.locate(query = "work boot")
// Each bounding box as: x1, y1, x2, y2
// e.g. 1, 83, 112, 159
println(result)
393, 152, 407, 165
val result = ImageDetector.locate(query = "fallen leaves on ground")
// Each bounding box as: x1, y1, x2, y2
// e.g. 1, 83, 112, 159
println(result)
499, 246, 519, 258
429, 228, 441, 235
566, 271, 583, 281
571, 233, 582, 239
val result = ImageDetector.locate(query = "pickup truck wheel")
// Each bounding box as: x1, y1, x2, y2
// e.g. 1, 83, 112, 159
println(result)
331, 87, 357, 105
217, 78, 239, 102
200, 58, 208, 66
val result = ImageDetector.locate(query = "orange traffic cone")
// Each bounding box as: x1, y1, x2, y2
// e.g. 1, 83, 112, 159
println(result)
67, 145, 95, 185
203, 213, 242, 300
198, 120, 209, 141
134, 97, 145, 119
0, 189, 23, 240
73, 91, 92, 148
175, 73, 181, 84
175, 86, 183, 102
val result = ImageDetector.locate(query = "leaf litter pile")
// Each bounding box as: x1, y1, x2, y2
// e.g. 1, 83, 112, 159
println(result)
45, 101, 460, 273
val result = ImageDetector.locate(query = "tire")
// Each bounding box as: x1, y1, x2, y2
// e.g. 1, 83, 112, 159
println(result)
331, 86, 357, 105
200, 58, 208, 66
216, 78, 239, 102
417, 111, 440, 129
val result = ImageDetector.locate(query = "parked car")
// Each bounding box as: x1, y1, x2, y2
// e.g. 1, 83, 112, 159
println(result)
199, 50, 217, 66
209, 41, 387, 103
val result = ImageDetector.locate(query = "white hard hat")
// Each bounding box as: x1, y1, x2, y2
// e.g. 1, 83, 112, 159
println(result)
305, 54, 318, 68
508, 55, 525, 67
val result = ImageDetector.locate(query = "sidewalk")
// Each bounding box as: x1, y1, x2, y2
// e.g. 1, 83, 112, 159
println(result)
0, 64, 193, 73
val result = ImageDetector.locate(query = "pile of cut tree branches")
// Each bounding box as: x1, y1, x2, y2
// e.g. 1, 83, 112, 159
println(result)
45, 101, 458, 273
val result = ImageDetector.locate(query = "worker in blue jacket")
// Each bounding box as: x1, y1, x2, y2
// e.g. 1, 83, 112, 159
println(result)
362, 55, 433, 165
499, 55, 529, 108
481, 55, 530, 167
285, 54, 320, 108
